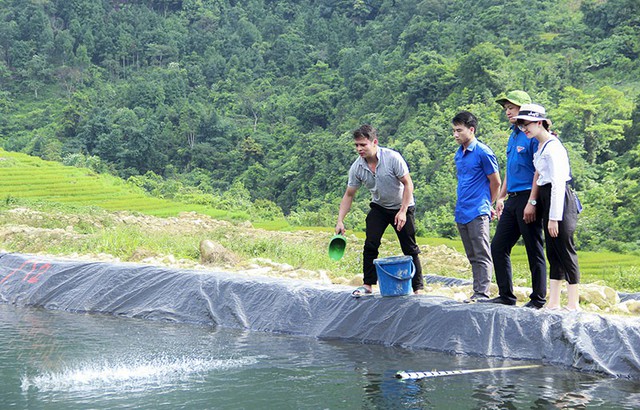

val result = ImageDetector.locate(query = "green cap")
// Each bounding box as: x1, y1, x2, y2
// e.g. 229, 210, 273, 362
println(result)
495, 90, 531, 107
328, 234, 347, 261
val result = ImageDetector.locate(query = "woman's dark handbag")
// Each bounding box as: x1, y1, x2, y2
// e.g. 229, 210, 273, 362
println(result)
572, 190, 583, 214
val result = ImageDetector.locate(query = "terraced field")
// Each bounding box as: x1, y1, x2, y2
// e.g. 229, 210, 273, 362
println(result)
0, 148, 234, 219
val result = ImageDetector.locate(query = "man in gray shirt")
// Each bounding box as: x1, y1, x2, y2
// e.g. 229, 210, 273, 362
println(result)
335, 124, 424, 297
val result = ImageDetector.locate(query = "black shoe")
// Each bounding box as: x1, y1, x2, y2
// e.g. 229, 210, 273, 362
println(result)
522, 301, 543, 309
477, 296, 516, 306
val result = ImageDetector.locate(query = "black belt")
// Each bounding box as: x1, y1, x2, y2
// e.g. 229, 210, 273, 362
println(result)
507, 190, 531, 198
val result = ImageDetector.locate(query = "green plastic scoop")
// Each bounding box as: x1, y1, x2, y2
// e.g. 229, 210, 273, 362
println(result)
328, 234, 347, 261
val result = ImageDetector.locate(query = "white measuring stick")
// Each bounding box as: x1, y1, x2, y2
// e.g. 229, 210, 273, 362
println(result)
395, 364, 541, 380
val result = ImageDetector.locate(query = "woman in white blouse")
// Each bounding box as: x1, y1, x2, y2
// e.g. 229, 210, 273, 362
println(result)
514, 104, 581, 311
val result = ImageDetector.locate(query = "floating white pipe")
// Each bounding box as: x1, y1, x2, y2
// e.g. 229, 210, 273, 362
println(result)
396, 364, 542, 380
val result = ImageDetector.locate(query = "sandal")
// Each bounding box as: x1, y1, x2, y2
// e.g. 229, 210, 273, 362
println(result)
351, 286, 372, 298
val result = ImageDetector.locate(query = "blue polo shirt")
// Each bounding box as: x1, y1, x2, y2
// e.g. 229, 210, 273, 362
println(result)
454, 139, 500, 224
506, 126, 539, 193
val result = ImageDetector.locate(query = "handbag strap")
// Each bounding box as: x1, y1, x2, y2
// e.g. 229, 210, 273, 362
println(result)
539, 137, 575, 187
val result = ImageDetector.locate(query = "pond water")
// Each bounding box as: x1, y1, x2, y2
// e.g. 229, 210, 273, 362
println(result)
1, 304, 639, 409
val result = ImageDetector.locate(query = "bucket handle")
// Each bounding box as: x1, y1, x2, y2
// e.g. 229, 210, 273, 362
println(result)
377, 261, 415, 280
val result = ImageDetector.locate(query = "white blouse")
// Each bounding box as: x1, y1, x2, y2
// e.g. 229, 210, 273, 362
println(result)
534, 138, 571, 221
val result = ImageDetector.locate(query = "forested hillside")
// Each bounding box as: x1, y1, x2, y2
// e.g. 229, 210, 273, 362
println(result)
1, 0, 639, 252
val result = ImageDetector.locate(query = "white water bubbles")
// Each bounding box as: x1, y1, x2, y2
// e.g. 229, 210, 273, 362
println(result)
21, 353, 259, 393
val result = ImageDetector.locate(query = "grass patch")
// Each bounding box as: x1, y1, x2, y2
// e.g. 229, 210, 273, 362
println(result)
2, 201, 640, 291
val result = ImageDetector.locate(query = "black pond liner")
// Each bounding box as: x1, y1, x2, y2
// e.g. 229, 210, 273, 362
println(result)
1, 253, 639, 379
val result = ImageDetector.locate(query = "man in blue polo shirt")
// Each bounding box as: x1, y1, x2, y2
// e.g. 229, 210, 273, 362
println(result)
452, 111, 501, 302
480, 91, 547, 309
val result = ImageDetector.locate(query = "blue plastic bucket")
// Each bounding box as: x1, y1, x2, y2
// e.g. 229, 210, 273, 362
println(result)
373, 255, 415, 297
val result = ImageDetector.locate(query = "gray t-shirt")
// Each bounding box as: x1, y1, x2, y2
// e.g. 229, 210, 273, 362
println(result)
347, 146, 414, 209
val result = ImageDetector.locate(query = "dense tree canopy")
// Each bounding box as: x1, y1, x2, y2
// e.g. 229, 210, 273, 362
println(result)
0, 0, 639, 252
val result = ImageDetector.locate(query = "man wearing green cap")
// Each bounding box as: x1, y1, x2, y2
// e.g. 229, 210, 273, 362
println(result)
479, 90, 547, 309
